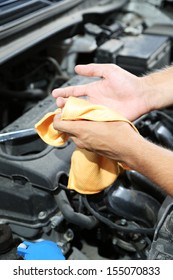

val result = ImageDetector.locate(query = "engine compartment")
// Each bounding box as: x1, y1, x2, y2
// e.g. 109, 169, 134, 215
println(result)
1, 0, 173, 260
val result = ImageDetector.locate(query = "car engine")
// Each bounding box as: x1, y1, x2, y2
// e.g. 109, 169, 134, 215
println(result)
1, 0, 173, 260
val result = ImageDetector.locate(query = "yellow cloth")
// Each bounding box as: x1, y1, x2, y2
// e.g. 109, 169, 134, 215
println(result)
35, 96, 138, 194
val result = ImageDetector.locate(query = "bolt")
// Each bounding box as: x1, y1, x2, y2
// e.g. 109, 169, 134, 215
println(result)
120, 219, 127, 226
38, 211, 47, 220
64, 229, 74, 241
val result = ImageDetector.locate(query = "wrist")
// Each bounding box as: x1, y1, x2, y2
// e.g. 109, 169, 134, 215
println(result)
140, 74, 159, 112
123, 133, 145, 170
111, 125, 145, 169
141, 67, 173, 112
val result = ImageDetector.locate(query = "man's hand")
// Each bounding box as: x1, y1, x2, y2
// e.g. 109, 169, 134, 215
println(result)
53, 116, 140, 166
52, 63, 149, 121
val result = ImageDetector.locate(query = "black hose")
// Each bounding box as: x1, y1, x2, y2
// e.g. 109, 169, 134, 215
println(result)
55, 189, 98, 230
156, 110, 173, 124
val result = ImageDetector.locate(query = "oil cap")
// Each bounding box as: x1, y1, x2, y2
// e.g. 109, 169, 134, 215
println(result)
17, 240, 65, 260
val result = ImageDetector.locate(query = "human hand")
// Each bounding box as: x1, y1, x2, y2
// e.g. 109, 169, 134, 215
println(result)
52, 63, 150, 121
53, 116, 141, 167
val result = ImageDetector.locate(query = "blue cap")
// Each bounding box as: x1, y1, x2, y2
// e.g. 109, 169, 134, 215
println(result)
17, 240, 65, 260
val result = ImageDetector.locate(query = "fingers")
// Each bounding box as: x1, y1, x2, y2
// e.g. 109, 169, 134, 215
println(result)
52, 63, 116, 99
52, 83, 89, 99
53, 117, 89, 149
75, 63, 115, 78
56, 97, 67, 108
53, 116, 77, 135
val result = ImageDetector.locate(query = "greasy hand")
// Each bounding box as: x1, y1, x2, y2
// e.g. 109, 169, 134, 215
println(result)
52, 63, 149, 121
53, 116, 140, 165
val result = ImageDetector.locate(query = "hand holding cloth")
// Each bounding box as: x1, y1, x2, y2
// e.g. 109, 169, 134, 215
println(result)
35, 97, 138, 194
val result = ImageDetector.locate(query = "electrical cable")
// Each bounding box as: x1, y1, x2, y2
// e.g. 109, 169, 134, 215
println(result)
82, 195, 155, 235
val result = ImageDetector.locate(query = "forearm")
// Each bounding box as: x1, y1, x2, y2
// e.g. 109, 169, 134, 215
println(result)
125, 133, 173, 196
143, 66, 173, 112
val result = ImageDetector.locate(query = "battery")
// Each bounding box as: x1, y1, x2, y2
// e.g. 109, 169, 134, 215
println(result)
116, 34, 171, 76
95, 38, 124, 63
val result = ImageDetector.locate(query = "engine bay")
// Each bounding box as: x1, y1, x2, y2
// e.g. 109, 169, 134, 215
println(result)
1, 0, 173, 260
